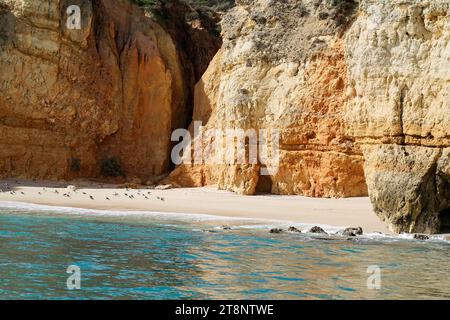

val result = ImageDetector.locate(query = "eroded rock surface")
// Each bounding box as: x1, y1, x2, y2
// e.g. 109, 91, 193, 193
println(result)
0, 0, 188, 181
167, 0, 367, 197
168, 0, 450, 233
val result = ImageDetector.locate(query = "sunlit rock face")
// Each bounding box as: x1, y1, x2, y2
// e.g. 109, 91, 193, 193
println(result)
168, 0, 450, 233
0, 0, 188, 181
167, 0, 368, 197
345, 0, 450, 233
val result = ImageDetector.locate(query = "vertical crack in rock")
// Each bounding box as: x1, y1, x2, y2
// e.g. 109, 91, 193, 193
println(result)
398, 85, 407, 145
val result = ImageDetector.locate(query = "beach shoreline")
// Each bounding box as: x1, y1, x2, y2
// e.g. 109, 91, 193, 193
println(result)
0, 178, 394, 234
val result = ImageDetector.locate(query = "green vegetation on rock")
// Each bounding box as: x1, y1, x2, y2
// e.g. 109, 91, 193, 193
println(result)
131, 0, 235, 11
100, 157, 125, 178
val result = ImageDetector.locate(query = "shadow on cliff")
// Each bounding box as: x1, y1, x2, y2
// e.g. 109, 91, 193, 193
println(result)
151, 0, 223, 129
0, 3, 15, 55
439, 208, 450, 233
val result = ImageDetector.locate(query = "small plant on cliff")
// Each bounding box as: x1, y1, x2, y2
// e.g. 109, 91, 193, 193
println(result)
132, 0, 157, 8
100, 157, 124, 178
70, 158, 81, 172
326, 0, 359, 28
131, 0, 235, 11
328, 0, 358, 14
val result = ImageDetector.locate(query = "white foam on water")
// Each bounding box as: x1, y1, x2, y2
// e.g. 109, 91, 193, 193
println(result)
220, 223, 450, 243
0, 201, 254, 223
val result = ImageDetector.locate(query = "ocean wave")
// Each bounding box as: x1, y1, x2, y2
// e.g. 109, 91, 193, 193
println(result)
0, 201, 448, 243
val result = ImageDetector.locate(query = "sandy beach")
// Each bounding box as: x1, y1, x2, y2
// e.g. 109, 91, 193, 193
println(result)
0, 179, 392, 234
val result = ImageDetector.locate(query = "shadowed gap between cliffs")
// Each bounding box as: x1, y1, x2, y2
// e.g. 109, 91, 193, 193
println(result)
149, 0, 224, 171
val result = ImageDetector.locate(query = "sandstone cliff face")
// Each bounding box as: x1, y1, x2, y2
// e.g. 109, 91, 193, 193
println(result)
0, 0, 194, 181
345, 0, 450, 233
167, 0, 368, 197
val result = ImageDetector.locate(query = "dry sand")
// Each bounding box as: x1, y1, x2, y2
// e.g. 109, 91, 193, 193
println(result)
0, 179, 391, 233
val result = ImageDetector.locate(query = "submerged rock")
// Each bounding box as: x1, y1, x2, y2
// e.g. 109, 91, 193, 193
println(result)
316, 236, 353, 241
413, 234, 430, 241
270, 228, 283, 234
342, 227, 363, 237
287, 226, 302, 233
201, 229, 218, 233
308, 226, 327, 234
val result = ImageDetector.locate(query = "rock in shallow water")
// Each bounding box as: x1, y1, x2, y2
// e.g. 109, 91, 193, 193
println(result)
269, 228, 283, 234
308, 226, 327, 234
413, 234, 430, 241
342, 227, 363, 237
287, 226, 301, 233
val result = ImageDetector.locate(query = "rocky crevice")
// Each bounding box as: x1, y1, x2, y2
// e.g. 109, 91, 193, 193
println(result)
149, 0, 223, 133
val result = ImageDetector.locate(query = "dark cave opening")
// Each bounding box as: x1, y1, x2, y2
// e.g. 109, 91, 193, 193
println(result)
439, 208, 450, 233
256, 174, 273, 194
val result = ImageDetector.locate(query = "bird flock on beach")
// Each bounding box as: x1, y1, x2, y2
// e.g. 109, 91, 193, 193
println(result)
0, 182, 166, 203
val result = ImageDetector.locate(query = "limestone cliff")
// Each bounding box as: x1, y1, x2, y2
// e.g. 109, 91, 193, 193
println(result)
168, 0, 450, 233
345, 0, 450, 233
167, 0, 368, 197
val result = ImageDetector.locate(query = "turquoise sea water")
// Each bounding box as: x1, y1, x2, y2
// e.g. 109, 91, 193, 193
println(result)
0, 203, 449, 300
